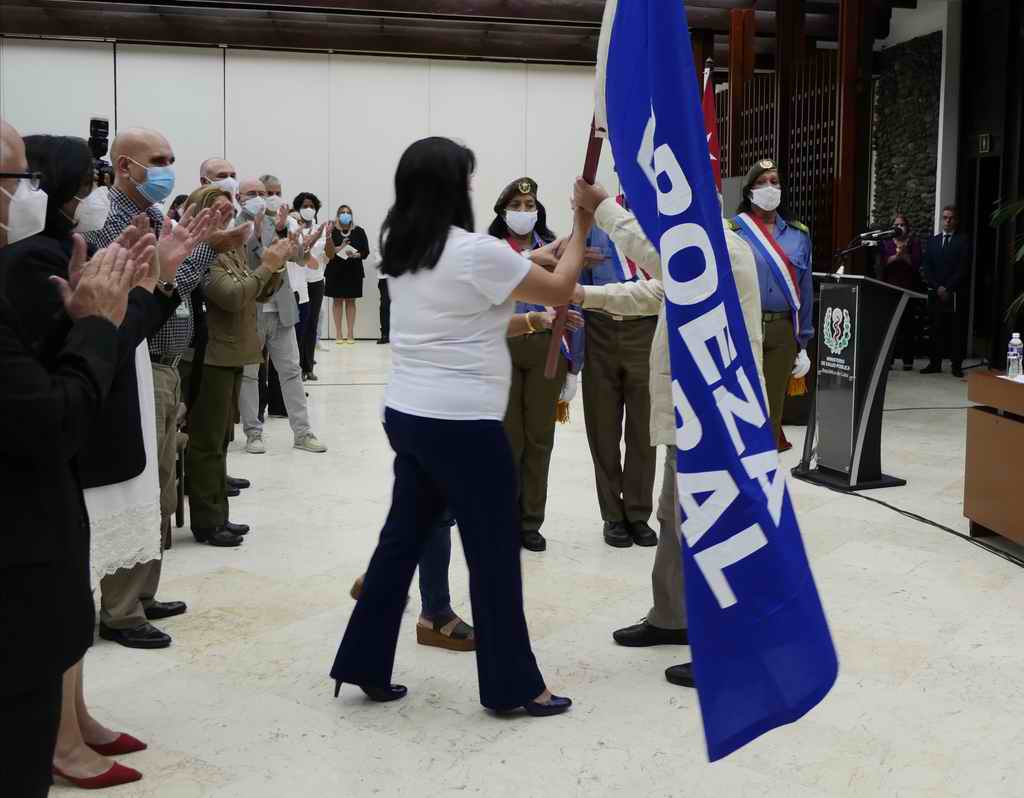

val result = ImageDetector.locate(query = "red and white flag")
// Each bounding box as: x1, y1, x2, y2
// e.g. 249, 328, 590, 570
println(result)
702, 66, 722, 193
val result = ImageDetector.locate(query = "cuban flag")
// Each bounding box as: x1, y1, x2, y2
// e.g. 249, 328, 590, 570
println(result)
595, 0, 838, 762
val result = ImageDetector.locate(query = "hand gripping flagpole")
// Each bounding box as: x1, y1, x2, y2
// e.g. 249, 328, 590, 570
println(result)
544, 116, 603, 379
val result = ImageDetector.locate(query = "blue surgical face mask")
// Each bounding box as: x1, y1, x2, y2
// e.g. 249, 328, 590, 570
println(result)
126, 158, 176, 204
338, 212, 353, 225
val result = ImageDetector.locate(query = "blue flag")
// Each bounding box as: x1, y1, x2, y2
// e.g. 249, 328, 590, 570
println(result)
595, 0, 838, 761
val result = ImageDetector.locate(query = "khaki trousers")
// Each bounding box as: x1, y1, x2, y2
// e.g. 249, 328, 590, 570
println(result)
504, 333, 566, 532
184, 363, 241, 530
98, 363, 179, 629
762, 316, 798, 440
582, 313, 657, 523
645, 446, 687, 630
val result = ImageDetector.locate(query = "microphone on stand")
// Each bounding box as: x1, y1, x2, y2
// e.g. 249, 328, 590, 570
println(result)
859, 227, 900, 241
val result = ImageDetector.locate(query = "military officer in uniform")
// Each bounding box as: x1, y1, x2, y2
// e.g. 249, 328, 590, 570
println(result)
729, 159, 813, 451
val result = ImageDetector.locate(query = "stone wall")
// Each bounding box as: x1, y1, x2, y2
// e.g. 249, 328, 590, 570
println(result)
872, 31, 943, 237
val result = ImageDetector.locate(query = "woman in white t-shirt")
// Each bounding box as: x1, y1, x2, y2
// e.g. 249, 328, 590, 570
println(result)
330, 137, 593, 717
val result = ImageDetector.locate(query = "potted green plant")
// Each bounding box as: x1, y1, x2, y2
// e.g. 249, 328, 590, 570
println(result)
991, 198, 1024, 319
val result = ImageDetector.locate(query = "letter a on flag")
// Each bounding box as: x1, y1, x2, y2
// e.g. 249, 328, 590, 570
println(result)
594, 0, 838, 762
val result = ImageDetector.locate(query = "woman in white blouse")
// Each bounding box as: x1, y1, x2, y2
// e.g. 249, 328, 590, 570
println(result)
329, 136, 593, 717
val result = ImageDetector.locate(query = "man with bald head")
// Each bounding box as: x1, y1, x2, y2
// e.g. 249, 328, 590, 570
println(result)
235, 176, 326, 454
84, 127, 217, 649
200, 157, 239, 198
0, 118, 144, 796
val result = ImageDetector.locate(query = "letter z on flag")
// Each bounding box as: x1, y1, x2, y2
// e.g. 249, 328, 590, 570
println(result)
595, 0, 838, 762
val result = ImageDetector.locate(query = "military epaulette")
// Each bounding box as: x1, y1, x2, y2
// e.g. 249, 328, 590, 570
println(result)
726, 218, 741, 231
789, 220, 810, 235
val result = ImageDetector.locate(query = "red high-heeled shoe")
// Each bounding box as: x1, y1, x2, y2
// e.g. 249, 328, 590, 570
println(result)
87, 732, 148, 757
53, 762, 143, 789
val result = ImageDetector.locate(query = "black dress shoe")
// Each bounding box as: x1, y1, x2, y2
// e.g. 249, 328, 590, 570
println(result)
903, 363, 914, 371
523, 695, 572, 717
665, 662, 696, 688
224, 520, 250, 535
952, 366, 964, 378
521, 530, 547, 552
613, 620, 688, 647
226, 475, 250, 490
333, 681, 408, 702
627, 520, 658, 547
377, 337, 389, 345
192, 527, 243, 547
227, 486, 241, 498
143, 600, 187, 621
920, 363, 942, 374
603, 521, 633, 548
99, 622, 171, 649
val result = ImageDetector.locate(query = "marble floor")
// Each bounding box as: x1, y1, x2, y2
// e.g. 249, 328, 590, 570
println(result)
65, 346, 1024, 798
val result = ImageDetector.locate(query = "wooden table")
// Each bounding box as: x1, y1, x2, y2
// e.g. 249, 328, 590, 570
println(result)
964, 370, 1024, 544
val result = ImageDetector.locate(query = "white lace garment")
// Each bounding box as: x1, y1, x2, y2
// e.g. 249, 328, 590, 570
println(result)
84, 343, 162, 586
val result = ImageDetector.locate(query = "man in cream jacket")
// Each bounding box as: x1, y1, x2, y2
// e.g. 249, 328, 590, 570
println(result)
572, 180, 764, 689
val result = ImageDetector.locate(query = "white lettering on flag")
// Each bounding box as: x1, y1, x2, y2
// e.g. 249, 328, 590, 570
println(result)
741, 450, 787, 527
679, 303, 736, 385
661, 223, 718, 305
672, 379, 703, 451
694, 524, 769, 608
677, 469, 738, 549
712, 367, 766, 455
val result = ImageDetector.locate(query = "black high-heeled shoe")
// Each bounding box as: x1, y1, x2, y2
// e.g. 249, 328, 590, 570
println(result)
334, 681, 408, 702
523, 695, 572, 717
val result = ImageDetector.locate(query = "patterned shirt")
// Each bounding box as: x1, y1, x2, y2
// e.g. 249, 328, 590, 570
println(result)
83, 188, 216, 356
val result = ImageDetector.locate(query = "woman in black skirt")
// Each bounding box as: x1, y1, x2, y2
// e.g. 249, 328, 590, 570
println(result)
324, 205, 369, 345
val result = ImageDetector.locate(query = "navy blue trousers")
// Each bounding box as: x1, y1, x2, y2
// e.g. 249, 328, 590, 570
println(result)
331, 409, 545, 710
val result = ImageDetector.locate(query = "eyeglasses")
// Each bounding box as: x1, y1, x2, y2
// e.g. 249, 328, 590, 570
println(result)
0, 171, 43, 191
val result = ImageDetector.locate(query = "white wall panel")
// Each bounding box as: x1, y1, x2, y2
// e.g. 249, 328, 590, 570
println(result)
525, 64, 617, 237
428, 60, 528, 236
225, 50, 330, 213
327, 55, 430, 339
116, 45, 224, 202
0, 39, 114, 140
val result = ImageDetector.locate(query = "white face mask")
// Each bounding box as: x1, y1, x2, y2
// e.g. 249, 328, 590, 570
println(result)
265, 195, 284, 213
212, 176, 239, 197
506, 209, 538, 236
0, 179, 48, 245
243, 196, 266, 217
751, 185, 782, 213
299, 207, 316, 222
73, 186, 110, 233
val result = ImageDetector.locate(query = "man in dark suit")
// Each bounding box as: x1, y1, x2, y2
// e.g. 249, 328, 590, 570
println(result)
0, 118, 145, 797
921, 205, 971, 377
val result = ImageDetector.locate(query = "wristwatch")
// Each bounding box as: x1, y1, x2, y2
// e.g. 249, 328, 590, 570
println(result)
156, 279, 177, 296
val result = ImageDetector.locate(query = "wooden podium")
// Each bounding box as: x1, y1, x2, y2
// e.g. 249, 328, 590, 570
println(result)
964, 371, 1024, 545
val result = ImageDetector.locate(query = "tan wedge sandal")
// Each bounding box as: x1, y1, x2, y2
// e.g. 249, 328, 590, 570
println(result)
416, 614, 475, 652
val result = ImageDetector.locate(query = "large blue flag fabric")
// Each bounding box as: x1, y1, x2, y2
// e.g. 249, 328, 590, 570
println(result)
595, 0, 839, 762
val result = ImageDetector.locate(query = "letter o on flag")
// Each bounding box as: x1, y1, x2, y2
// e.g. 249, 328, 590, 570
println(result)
661, 222, 718, 306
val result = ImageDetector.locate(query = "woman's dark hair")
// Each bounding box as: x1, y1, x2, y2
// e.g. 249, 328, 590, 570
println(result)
380, 137, 476, 277
292, 192, 321, 216
168, 194, 189, 220
487, 198, 556, 244
23, 135, 93, 238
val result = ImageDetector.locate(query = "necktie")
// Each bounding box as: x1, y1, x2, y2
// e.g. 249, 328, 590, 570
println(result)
943, 235, 950, 249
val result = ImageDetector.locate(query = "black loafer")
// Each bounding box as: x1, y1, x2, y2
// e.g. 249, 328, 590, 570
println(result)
523, 695, 572, 717
627, 521, 658, 547
333, 681, 408, 702
227, 486, 241, 498
224, 520, 250, 536
99, 622, 171, 649
920, 364, 942, 374
613, 621, 688, 647
665, 662, 696, 688
226, 475, 250, 490
143, 600, 187, 621
603, 521, 633, 548
192, 527, 244, 547
522, 530, 547, 552
952, 366, 964, 378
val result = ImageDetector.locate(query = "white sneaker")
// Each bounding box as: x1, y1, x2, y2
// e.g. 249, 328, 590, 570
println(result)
294, 433, 327, 453
246, 434, 266, 454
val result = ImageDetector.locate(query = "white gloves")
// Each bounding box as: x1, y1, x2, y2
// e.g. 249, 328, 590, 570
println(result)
792, 349, 811, 379
560, 372, 579, 403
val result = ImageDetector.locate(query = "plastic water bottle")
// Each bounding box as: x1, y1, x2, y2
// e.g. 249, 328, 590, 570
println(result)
1008, 332, 1023, 380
